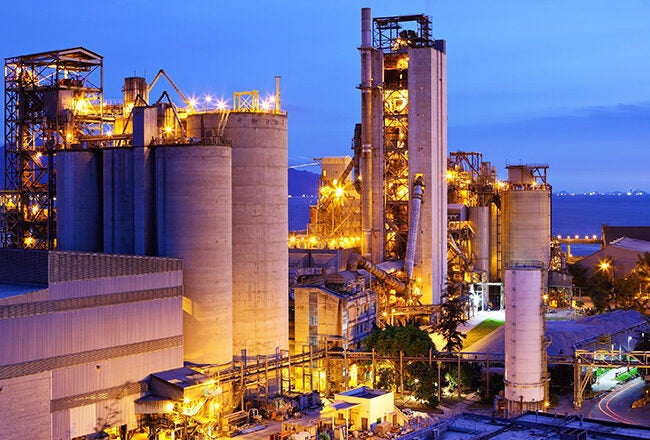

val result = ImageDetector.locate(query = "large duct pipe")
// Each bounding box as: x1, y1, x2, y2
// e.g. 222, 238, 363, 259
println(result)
348, 253, 406, 295
405, 176, 424, 280
360, 7, 373, 260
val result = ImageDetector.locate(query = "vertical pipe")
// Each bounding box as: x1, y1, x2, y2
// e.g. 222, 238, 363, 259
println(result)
405, 176, 424, 279
275, 76, 281, 113
360, 7, 373, 260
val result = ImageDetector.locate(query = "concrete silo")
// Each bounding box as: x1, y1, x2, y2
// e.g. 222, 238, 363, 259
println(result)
103, 147, 135, 255
503, 263, 546, 414
501, 165, 551, 275
155, 144, 233, 364
56, 150, 102, 252
224, 112, 288, 358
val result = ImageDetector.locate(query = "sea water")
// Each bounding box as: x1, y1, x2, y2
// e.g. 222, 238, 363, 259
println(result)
289, 194, 650, 256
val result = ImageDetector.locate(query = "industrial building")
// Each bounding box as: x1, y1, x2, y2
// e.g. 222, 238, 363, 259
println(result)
0, 47, 288, 366
2, 6, 647, 439
0, 249, 183, 440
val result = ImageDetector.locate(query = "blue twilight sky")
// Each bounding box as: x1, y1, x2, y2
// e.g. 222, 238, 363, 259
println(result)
1, 0, 649, 193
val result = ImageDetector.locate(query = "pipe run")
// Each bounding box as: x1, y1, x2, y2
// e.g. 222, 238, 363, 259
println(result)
348, 253, 406, 295
404, 176, 425, 280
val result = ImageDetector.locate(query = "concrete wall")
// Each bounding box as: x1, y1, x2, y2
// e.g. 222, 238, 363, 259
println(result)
407, 44, 448, 305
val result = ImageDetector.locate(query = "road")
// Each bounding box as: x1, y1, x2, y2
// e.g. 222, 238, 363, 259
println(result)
583, 377, 650, 426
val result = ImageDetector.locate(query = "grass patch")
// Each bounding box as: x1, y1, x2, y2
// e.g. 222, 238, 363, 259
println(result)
462, 318, 505, 349
615, 368, 638, 382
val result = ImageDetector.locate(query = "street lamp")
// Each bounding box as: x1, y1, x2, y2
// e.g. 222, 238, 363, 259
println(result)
599, 257, 616, 308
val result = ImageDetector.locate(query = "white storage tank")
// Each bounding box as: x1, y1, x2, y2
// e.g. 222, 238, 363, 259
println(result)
504, 262, 546, 415
56, 149, 102, 252
501, 189, 551, 272
224, 111, 288, 358
155, 144, 233, 364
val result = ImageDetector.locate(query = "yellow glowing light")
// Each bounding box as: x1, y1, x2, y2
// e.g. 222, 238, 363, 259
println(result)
309, 236, 317, 244
183, 397, 190, 404
189, 98, 198, 108
289, 236, 296, 243
24, 236, 34, 246
165, 402, 174, 412
66, 133, 73, 142
164, 126, 173, 134
599, 260, 610, 271
216, 99, 227, 110
106, 130, 112, 137
334, 186, 345, 198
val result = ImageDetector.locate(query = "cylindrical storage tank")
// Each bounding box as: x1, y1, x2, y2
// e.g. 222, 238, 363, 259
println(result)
56, 150, 102, 252
224, 112, 288, 358
123, 77, 149, 109
186, 112, 223, 141
504, 263, 546, 415
103, 148, 135, 255
501, 189, 551, 275
155, 144, 233, 364
469, 206, 490, 280
489, 202, 499, 281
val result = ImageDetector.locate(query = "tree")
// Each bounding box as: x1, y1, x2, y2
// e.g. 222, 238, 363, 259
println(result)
436, 284, 469, 352
363, 324, 435, 357
363, 325, 437, 396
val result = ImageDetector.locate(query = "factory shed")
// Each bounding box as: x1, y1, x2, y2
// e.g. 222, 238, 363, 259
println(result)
577, 237, 650, 278
546, 309, 648, 356
602, 225, 650, 244
0, 249, 184, 440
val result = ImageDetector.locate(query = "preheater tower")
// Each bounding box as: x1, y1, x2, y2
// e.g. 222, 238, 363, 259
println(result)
362, 9, 447, 305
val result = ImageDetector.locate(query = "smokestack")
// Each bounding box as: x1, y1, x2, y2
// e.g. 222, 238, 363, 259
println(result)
275, 76, 281, 112
360, 7, 373, 260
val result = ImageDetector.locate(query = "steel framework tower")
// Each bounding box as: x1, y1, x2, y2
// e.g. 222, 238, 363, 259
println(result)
2, 47, 107, 249
361, 10, 447, 306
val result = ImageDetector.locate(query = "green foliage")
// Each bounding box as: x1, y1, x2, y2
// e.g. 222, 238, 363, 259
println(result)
406, 361, 440, 409
375, 366, 396, 391
549, 365, 573, 395
634, 331, 650, 351
477, 372, 504, 403
436, 285, 469, 352
363, 324, 435, 357
615, 368, 638, 382
445, 362, 482, 394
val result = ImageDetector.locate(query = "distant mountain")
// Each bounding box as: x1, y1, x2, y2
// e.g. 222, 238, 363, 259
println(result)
288, 168, 319, 197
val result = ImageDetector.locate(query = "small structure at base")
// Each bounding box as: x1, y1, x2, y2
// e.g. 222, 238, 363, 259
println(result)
322, 387, 406, 434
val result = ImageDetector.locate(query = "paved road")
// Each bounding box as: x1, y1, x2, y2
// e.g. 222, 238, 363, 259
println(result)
583, 377, 650, 426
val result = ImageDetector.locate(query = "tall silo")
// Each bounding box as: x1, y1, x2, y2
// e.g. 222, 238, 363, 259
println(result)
501, 165, 551, 276
155, 144, 233, 364
56, 150, 102, 252
224, 112, 288, 358
103, 147, 135, 254
504, 263, 546, 414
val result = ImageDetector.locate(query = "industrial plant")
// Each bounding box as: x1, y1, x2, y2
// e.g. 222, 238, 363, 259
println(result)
1, 7, 649, 440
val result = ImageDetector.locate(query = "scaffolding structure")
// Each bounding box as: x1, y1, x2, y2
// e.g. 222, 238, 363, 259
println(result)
374, 14, 435, 261
2, 47, 110, 249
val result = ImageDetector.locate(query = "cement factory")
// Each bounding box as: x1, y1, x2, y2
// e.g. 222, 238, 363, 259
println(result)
1, 7, 649, 440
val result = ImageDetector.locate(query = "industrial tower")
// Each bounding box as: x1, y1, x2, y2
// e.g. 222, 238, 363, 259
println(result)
2, 48, 112, 249
360, 9, 448, 306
